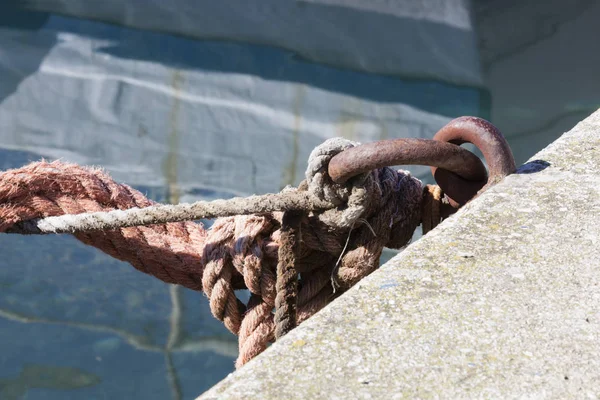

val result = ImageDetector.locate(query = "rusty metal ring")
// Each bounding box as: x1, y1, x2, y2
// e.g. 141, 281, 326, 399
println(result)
328, 138, 488, 185
431, 116, 516, 207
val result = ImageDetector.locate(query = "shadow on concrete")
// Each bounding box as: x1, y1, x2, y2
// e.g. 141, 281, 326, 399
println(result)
516, 160, 551, 174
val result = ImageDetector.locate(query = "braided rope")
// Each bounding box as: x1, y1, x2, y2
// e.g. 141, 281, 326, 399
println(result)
274, 210, 302, 339
0, 138, 430, 367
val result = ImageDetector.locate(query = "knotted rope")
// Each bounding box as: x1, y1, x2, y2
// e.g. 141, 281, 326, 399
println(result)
0, 138, 443, 367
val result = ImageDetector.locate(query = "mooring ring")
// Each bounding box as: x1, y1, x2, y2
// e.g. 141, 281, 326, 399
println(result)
430, 116, 516, 207
327, 138, 487, 185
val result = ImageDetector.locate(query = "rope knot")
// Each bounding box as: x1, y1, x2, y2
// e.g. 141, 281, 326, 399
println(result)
0, 139, 425, 369
305, 138, 375, 229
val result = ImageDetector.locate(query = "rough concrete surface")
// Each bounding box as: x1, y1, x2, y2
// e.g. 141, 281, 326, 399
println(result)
198, 110, 600, 399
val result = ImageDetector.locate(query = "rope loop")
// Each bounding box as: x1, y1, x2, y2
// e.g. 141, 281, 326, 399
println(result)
0, 122, 514, 368
305, 138, 376, 229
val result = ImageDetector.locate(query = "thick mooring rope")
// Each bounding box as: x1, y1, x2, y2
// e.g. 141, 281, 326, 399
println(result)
0, 138, 441, 367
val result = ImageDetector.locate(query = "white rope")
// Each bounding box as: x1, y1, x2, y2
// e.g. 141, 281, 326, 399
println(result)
10, 190, 336, 234
9, 138, 369, 234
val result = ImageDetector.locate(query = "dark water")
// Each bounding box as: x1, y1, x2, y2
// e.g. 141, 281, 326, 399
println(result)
0, 1, 598, 399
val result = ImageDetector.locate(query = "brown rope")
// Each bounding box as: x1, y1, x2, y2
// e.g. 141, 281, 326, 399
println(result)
274, 210, 302, 339
0, 158, 424, 367
421, 184, 443, 235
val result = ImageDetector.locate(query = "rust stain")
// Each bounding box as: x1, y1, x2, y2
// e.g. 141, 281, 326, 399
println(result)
282, 84, 305, 189
380, 123, 389, 140
336, 116, 357, 141
162, 70, 185, 204
336, 97, 361, 141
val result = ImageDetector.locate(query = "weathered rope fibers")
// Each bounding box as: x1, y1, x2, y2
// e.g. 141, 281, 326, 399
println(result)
0, 138, 443, 367
8, 189, 335, 235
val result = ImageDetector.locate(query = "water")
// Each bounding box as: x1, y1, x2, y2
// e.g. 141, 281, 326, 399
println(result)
0, 1, 598, 398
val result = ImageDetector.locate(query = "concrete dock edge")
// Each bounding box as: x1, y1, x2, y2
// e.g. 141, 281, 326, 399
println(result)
198, 110, 600, 399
